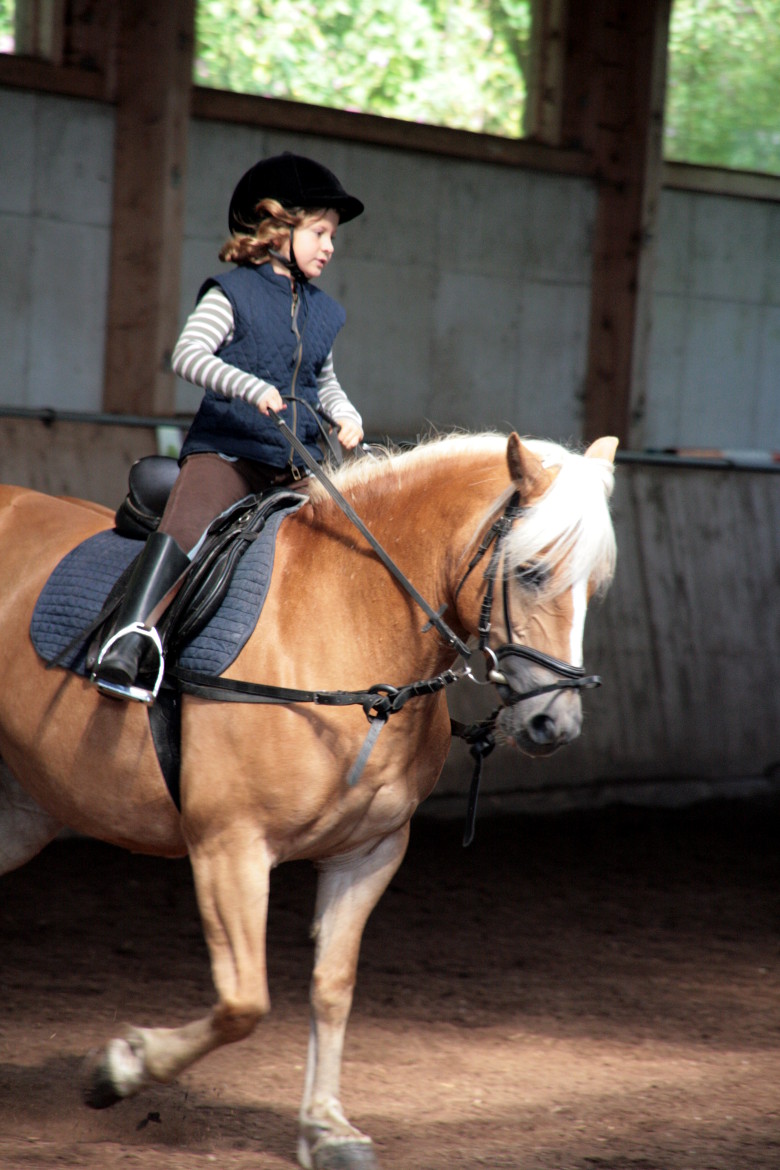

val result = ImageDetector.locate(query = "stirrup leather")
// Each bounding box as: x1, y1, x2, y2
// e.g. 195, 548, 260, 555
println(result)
92, 623, 165, 704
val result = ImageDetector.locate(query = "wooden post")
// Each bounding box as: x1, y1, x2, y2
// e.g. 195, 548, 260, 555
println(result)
14, 0, 65, 62
565, 0, 672, 446
525, 0, 568, 145
103, 0, 195, 416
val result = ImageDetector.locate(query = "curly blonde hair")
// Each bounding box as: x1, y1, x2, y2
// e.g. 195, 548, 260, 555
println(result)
219, 197, 320, 266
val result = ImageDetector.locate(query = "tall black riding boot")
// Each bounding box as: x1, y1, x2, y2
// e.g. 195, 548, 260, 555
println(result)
91, 531, 190, 703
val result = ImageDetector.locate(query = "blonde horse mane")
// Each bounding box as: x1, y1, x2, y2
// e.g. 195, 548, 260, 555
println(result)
312, 432, 617, 598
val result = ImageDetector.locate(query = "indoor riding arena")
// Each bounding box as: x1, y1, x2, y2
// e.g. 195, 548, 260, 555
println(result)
2, 3, 780, 1169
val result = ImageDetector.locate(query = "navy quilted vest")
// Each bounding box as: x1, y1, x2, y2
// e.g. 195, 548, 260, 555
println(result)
180, 263, 346, 469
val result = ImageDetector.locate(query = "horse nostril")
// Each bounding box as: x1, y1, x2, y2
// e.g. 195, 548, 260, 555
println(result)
529, 713, 557, 744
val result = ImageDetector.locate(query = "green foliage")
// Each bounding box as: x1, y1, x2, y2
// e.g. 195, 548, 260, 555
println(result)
196, 0, 780, 175
194, 0, 531, 137
665, 0, 780, 175
0, 0, 15, 52
2, 0, 777, 176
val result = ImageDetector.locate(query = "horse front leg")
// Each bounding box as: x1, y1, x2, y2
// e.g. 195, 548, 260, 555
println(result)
298, 824, 410, 1170
83, 830, 273, 1107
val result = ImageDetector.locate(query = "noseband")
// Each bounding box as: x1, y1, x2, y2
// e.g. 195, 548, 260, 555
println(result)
454, 490, 602, 706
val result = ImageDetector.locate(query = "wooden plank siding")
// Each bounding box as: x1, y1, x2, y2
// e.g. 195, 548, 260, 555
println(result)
441, 458, 780, 806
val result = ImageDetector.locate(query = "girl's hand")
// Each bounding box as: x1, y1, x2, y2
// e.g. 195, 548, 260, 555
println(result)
336, 418, 364, 450
258, 386, 286, 415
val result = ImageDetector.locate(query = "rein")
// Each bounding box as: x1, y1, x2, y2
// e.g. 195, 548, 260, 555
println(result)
269, 410, 471, 660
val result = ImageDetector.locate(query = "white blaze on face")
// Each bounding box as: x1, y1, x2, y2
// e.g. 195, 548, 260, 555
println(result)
569, 577, 588, 667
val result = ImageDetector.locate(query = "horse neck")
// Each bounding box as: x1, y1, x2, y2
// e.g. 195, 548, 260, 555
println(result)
306, 450, 507, 661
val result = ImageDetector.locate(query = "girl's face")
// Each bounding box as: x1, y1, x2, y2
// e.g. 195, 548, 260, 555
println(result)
274, 208, 339, 281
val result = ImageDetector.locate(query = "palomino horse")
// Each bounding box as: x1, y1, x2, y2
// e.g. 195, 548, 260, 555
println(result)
0, 431, 616, 1169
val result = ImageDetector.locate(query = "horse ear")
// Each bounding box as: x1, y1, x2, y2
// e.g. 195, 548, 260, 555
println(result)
506, 433, 554, 501
584, 436, 619, 463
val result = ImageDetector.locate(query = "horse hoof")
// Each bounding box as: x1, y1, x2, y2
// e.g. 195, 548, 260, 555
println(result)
81, 1037, 146, 1109
82, 1049, 122, 1109
303, 1137, 380, 1169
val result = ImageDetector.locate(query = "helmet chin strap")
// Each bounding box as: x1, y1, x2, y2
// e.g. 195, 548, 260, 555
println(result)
269, 227, 308, 284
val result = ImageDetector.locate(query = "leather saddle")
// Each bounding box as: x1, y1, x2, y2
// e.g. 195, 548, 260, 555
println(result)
83, 456, 306, 672
115, 455, 182, 538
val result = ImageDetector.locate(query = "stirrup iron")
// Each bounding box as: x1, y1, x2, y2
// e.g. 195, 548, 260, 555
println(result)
92, 623, 165, 705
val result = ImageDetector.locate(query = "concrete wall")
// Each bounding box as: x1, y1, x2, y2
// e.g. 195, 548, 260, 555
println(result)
0, 90, 114, 413
177, 120, 595, 442
4, 88, 780, 453
0, 416, 157, 506
643, 189, 780, 452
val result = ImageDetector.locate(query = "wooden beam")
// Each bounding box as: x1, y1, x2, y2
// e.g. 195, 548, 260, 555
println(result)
191, 87, 589, 178
0, 54, 109, 99
571, 0, 672, 447
663, 160, 780, 205
62, 0, 119, 87
525, 0, 568, 145
14, 0, 65, 63
102, 0, 194, 416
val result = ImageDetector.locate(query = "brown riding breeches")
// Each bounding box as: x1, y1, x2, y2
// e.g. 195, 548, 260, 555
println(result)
158, 453, 299, 553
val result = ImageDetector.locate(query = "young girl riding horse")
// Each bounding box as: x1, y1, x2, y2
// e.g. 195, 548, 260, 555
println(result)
91, 152, 365, 702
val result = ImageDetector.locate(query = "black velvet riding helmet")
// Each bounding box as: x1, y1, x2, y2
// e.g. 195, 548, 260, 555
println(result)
228, 152, 364, 234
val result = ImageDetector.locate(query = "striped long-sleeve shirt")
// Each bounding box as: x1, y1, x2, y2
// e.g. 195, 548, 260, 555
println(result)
171, 285, 362, 427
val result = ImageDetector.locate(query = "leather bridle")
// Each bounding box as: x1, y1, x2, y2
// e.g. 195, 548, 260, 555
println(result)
452, 489, 602, 704
447, 490, 603, 844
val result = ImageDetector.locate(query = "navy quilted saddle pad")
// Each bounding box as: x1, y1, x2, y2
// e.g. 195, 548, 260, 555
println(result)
31, 498, 304, 678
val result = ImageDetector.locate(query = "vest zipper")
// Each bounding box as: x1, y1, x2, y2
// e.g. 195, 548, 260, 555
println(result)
288, 284, 302, 472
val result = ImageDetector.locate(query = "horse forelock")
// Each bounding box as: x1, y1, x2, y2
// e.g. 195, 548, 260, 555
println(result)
502, 439, 617, 596
311, 432, 616, 594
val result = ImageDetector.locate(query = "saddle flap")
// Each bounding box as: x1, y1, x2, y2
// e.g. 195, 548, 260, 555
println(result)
159, 491, 305, 656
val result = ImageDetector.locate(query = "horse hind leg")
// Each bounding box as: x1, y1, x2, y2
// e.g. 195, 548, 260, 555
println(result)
0, 761, 63, 876
298, 824, 410, 1170
82, 830, 273, 1108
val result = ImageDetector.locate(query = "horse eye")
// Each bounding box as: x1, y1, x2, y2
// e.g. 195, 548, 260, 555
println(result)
514, 562, 550, 590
